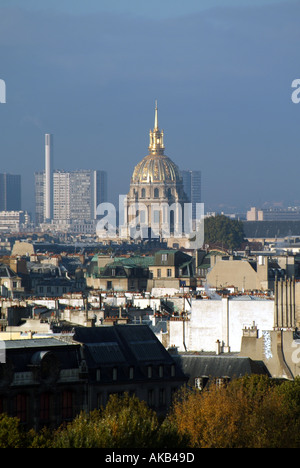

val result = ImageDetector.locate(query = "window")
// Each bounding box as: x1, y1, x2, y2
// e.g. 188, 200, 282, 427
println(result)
141, 188, 146, 198
14, 394, 27, 423
171, 365, 175, 377
148, 366, 152, 379
140, 210, 146, 223
159, 388, 166, 406
157, 269, 161, 278
148, 389, 154, 407
96, 369, 101, 381
154, 188, 159, 198
129, 367, 134, 379
40, 392, 51, 422
62, 390, 73, 420
113, 367, 117, 381
215, 377, 229, 388
161, 253, 168, 262
107, 281, 112, 290
153, 210, 160, 223
167, 269, 172, 277
159, 365, 164, 378
195, 377, 204, 391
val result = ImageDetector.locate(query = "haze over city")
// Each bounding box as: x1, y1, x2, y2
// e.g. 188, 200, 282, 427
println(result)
0, 0, 299, 215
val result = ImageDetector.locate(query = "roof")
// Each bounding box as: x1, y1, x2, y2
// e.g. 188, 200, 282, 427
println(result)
0, 264, 18, 278
153, 249, 193, 266
243, 220, 300, 238
107, 256, 154, 268
131, 153, 181, 184
2, 337, 80, 372
3, 337, 77, 350
173, 354, 270, 380
73, 325, 175, 368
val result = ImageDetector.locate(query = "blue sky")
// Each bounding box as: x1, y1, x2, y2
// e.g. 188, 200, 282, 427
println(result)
0, 0, 299, 214
0, 0, 288, 18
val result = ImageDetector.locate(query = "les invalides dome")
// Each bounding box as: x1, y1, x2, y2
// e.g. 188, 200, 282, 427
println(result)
131, 101, 182, 187
124, 102, 188, 242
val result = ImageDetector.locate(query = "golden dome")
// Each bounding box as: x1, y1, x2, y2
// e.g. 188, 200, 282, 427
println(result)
131, 153, 181, 184
131, 101, 181, 184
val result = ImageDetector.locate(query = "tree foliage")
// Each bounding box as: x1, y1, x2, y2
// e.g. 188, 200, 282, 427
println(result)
204, 214, 245, 250
0, 413, 26, 448
1, 377, 300, 448
52, 393, 180, 449
166, 375, 300, 448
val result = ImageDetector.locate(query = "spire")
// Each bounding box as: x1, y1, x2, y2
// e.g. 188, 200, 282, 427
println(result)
154, 100, 158, 130
149, 100, 164, 155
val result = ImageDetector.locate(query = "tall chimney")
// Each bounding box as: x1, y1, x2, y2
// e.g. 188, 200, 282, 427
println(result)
45, 133, 53, 222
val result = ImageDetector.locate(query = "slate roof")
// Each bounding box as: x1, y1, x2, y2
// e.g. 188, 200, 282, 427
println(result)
73, 325, 176, 368
243, 220, 300, 238
0, 264, 18, 278
2, 337, 80, 372
173, 354, 270, 381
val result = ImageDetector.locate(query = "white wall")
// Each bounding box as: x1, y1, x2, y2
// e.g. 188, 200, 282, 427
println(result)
165, 297, 274, 353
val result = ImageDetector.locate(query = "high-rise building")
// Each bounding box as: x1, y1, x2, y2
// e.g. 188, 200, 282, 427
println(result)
34, 133, 107, 230
34, 171, 45, 225
0, 173, 21, 211
53, 169, 107, 225
53, 170, 71, 224
180, 170, 201, 220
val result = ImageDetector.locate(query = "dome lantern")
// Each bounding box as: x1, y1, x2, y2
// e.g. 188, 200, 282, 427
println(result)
149, 100, 165, 155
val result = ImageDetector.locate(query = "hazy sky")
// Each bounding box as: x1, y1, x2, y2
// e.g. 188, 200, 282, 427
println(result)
0, 0, 299, 214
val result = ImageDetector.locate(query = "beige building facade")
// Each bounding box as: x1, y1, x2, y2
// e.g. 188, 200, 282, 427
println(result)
206, 254, 280, 291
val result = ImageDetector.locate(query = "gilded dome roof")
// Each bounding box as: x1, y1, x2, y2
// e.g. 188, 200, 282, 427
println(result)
131, 101, 181, 184
131, 153, 181, 184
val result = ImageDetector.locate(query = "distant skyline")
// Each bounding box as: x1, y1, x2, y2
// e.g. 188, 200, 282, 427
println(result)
0, 0, 299, 215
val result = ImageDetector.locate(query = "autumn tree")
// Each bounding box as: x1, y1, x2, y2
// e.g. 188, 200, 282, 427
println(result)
0, 413, 26, 448
52, 393, 172, 448
166, 375, 300, 448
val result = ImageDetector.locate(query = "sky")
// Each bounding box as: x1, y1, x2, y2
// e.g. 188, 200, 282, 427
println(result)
0, 0, 299, 215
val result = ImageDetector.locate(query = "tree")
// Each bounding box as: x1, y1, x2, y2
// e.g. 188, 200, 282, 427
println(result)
52, 393, 161, 448
0, 413, 26, 448
204, 214, 245, 250
166, 375, 300, 448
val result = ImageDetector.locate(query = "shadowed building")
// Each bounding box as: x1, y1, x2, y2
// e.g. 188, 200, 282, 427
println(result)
0, 173, 21, 211
0, 326, 187, 429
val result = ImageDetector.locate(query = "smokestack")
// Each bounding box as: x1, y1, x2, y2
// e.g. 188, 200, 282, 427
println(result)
45, 133, 53, 222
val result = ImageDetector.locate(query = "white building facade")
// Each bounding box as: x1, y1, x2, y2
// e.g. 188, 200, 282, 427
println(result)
157, 297, 274, 354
